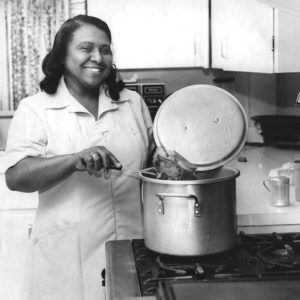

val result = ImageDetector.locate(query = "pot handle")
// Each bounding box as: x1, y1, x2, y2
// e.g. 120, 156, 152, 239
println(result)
155, 193, 201, 217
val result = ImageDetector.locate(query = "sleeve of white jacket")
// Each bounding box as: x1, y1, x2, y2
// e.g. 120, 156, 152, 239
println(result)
3, 99, 47, 172
140, 96, 155, 151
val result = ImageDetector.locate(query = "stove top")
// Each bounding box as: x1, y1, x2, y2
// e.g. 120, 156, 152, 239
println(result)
132, 232, 300, 296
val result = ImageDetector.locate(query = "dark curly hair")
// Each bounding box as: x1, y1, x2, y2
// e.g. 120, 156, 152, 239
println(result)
39, 15, 124, 100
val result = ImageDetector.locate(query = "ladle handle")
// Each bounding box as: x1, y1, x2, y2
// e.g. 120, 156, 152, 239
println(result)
263, 180, 270, 192
121, 166, 155, 177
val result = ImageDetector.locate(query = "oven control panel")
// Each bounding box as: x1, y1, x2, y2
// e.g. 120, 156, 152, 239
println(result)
125, 82, 166, 119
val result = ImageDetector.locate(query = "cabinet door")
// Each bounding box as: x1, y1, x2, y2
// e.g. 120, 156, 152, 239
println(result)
274, 8, 300, 72
211, 0, 274, 73
87, 0, 209, 69
0, 210, 35, 300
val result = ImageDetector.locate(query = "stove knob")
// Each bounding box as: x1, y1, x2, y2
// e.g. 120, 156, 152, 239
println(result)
142, 270, 153, 277
273, 232, 283, 241
241, 256, 252, 264
195, 263, 204, 275
144, 287, 157, 296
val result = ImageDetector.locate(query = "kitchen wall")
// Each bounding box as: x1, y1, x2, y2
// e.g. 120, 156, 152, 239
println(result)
0, 67, 277, 150
276, 73, 300, 115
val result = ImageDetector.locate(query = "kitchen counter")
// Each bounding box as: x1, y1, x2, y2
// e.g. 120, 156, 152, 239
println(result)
228, 145, 300, 233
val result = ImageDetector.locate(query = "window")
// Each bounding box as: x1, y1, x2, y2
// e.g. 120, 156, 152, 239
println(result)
0, 0, 69, 111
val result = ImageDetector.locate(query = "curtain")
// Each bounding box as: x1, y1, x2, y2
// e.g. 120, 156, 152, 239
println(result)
0, 1, 10, 111
3, 0, 69, 110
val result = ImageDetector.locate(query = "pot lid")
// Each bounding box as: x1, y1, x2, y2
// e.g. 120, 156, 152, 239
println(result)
153, 84, 248, 171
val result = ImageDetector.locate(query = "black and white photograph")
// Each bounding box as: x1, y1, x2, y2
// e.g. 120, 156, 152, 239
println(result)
1, 1, 300, 300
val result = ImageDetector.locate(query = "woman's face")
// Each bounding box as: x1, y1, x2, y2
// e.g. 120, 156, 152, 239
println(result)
64, 24, 113, 91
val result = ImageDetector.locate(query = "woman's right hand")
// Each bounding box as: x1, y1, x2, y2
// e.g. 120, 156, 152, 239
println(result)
5, 146, 122, 192
72, 146, 122, 175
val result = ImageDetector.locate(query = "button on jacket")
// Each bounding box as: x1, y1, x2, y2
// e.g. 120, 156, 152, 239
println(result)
4, 78, 153, 300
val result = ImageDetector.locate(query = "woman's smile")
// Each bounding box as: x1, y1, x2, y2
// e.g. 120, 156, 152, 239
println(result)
64, 24, 113, 90
84, 67, 103, 73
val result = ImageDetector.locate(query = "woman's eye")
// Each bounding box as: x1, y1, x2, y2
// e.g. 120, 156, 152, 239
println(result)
80, 46, 92, 52
100, 46, 112, 55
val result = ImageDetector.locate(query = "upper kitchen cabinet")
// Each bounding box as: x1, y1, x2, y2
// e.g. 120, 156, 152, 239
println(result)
211, 0, 300, 73
87, 0, 209, 69
274, 8, 300, 72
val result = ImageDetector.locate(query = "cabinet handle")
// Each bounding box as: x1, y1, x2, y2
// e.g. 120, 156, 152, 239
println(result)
28, 224, 32, 239
221, 36, 228, 59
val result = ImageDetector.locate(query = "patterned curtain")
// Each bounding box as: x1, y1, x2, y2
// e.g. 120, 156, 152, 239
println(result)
0, 1, 10, 111
5, 0, 69, 110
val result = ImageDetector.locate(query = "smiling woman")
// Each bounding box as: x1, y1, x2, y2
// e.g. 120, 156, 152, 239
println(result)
4, 14, 154, 300
39, 16, 125, 118
64, 24, 113, 107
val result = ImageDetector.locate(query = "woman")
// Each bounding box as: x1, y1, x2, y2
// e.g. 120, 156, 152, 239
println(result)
4, 15, 153, 300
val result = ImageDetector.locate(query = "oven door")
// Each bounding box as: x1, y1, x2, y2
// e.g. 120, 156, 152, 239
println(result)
157, 280, 300, 300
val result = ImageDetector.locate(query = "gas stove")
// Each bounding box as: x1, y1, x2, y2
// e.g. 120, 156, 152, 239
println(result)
105, 232, 300, 300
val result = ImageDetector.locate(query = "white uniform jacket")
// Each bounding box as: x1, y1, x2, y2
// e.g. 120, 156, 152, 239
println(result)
4, 78, 153, 300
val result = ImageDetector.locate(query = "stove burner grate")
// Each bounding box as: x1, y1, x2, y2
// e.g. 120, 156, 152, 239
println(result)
131, 232, 300, 296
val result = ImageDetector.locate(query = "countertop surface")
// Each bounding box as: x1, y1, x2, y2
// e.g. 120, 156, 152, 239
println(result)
228, 145, 300, 232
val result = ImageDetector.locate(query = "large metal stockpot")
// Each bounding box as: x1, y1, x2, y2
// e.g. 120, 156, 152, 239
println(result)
141, 84, 248, 256
141, 167, 240, 256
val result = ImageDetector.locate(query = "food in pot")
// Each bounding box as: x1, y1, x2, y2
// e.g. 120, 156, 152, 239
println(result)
152, 147, 197, 180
